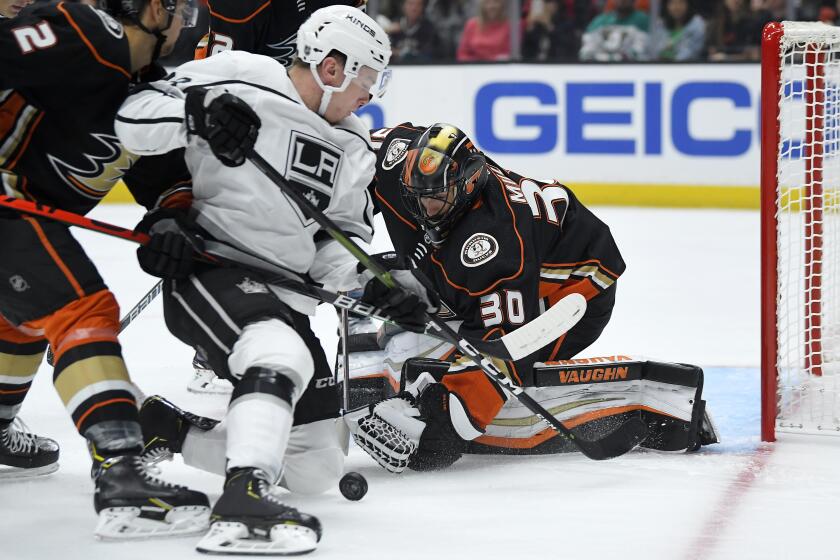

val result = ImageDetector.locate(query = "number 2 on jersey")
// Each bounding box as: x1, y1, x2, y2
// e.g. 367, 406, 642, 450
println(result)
13, 22, 57, 55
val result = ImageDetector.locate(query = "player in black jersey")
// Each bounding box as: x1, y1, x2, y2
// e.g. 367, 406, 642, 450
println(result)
0, 0, 33, 19
345, 123, 719, 472
0, 0, 213, 538
195, 0, 366, 66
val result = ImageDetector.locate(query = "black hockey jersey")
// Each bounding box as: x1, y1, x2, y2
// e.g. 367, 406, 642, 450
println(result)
202, 0, 362, 66
0, 2, 138, 215
371, 124, 626, 371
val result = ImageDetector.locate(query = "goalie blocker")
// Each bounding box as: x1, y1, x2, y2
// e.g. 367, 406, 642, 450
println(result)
347, 355, 718, 472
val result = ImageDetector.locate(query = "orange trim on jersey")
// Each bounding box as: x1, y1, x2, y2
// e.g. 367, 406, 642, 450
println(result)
430, 178, 525, 297
22, 216, 85, 298
539, 278, 599, 304
6, 112, 44, 170
75, 397, 136, 430
374, 187, 417, 231
58, 2, 131, 79
0, 92, 26, 139
542, 258, 622, 281
209, 0, 271, 23
67, 173, 104, 199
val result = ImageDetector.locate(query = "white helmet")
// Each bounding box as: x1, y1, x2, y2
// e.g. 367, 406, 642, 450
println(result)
297, 5, 392, 115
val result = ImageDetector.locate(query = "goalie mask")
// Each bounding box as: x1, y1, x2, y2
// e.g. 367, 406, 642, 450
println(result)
400, 124, 488, 247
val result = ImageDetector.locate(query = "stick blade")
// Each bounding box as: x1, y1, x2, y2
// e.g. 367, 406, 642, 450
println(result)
575, 415, 648, 460
500, 293, 587, 361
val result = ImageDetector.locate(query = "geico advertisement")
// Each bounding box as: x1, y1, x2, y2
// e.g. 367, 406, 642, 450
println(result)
357, 64, 763, 189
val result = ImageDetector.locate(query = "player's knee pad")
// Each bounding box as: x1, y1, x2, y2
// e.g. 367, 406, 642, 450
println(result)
228, 318, 314, 390
232, 366, 298, 406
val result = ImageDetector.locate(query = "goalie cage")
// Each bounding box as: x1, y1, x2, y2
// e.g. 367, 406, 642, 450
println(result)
762, 21, 840, 440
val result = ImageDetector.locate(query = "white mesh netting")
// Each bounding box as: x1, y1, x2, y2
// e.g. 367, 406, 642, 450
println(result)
774, 22, 840, 434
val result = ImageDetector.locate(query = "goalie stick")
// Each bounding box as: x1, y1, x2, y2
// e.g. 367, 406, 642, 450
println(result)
0, 196, 583, 362
244, 149, 648, 461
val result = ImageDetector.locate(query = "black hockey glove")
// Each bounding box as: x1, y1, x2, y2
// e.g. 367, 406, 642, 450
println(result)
358, 253, 440, 334
185, 88, 260, 167
135, 209, 204, 279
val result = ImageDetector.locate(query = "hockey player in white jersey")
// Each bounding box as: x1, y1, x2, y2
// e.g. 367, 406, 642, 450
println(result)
115, 5, 399, 555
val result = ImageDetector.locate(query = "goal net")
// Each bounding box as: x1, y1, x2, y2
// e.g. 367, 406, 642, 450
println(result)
762, 21, 840, 440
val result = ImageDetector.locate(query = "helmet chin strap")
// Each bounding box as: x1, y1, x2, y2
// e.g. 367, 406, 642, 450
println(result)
309, 64, 352, 117
134, 14, 172, 63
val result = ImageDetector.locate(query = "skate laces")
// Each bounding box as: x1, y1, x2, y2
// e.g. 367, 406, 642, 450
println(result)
2, 418, 38, 454
142, 445, 174, 465
252, 471, 297, 510
131, 456, 185, 489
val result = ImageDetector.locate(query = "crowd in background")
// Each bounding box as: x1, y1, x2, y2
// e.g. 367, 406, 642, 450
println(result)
34, 0, 840, 64
375, 0, 840, 63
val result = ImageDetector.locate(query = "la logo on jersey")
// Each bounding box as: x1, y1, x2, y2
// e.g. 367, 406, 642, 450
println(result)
286, 131, 343, 212
461, 233, 498, 267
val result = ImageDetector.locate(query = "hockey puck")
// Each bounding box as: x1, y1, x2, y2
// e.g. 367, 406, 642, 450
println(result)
339, 471, 368, 501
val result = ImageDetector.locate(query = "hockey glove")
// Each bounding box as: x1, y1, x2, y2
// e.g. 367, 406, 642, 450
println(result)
358, 253, 440, 334
185, 88, 260, 167
136, 209, 204, 279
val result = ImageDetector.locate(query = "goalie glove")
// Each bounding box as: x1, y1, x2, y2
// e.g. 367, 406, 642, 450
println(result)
344, 373, 435, 474
345, 373, 485, 473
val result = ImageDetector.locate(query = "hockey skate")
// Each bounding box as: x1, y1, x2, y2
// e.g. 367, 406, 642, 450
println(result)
0, 418, 59, 479
196, 468, 322, 556
188, 350, 232, 395
93, 454, 210, 540
139, 395, 219, 464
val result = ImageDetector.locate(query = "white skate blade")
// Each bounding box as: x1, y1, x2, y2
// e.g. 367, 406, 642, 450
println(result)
94, 505, 210, 540
188, 369, 233, 395
196, 521, 318, 556
0, 461, 59, 480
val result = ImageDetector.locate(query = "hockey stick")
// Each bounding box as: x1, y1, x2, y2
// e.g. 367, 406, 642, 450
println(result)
245, 149, 647, 461
338, 307, 351, 413
0, 196, 578, 362
46, 280, 163, 365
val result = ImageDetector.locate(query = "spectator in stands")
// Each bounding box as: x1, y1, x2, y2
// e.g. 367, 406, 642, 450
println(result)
650, 0, 706, 61
457, 0, 511, 61
427, 0, 474, 59
579, 0, 650, 61
388, 0, 443, 62
707, 0, 764, 61
522, 0, 596, 61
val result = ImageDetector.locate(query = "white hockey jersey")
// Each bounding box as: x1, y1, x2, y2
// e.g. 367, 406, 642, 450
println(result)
115, 50, 375, 314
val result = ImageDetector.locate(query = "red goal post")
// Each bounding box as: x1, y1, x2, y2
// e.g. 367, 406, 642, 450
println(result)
761, 21, 840, 441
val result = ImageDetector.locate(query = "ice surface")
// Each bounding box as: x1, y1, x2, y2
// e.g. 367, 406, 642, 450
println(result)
1, 205, 838, 560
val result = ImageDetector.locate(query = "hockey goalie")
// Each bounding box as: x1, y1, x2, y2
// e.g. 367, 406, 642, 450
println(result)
342, 122, 719, 472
